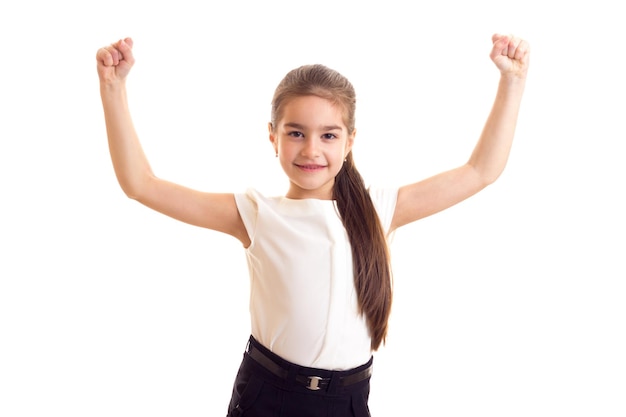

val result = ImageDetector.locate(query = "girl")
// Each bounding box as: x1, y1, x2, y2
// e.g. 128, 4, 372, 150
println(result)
96, 33, 530, 416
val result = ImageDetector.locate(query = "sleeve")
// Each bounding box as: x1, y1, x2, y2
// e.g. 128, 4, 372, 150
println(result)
368, 186, 399, 235
234, 188, 259, 243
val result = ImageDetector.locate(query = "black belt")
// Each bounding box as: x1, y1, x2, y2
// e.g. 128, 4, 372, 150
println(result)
246, 343, 372, 391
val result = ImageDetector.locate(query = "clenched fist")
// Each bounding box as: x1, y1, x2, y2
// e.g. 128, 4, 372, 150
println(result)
96, 37, 135, 85
490, 34, 530, 79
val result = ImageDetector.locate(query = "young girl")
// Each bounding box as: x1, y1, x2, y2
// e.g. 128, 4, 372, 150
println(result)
96, 33, 529, 416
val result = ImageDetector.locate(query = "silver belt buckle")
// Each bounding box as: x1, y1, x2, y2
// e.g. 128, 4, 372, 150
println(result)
306, 376, 323, 391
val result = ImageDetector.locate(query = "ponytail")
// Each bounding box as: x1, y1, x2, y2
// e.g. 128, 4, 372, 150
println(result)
333, 153, 393, 351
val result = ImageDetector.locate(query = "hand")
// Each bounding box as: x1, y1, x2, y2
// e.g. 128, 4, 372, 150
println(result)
490, 34, 530, 79
96, 37, 135, 85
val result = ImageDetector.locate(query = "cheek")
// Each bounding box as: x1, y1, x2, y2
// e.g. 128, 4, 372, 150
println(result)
276, 141, 290, 157
276, 144, 295, 165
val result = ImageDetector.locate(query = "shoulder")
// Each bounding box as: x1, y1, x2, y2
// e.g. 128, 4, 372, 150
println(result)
367, 185, 399, 234
368, 185, 399, 205
235, 188, 279, 208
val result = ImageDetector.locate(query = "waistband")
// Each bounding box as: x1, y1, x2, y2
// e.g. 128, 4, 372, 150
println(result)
245, 335, 373, 393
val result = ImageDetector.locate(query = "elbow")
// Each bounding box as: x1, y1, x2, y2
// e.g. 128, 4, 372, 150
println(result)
116, 173, 152, 202
481, 170, 503, 187
122, 186, 141, 201
118, 181, 141, 201
468, 163, 504, 188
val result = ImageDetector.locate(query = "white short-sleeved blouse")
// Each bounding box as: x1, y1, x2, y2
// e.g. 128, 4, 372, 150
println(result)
234, 187, 398, 370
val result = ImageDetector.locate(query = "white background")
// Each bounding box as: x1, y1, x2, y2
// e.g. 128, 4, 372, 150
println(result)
1, 1, 624, 416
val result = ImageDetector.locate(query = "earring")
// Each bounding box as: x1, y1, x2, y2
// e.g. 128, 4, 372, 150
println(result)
275, 152, 278, 158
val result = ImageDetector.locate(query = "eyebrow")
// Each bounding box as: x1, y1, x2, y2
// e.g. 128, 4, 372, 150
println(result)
284, 122, 343, 131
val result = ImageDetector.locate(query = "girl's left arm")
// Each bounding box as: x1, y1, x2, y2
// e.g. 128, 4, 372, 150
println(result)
390, 34, 530, 231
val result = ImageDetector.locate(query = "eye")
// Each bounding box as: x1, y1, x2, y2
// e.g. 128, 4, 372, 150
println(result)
322, 133, 338, 140
288, 131, 304, 138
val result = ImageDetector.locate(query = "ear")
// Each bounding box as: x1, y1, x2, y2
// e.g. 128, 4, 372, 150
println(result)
345, 128, 356, 157
268, 122, 278, 154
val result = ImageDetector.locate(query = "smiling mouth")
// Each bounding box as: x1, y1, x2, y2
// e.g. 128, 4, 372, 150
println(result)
295, 164, 326, 170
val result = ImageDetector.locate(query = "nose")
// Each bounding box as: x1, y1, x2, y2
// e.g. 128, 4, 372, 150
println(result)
301, 138, 319, 158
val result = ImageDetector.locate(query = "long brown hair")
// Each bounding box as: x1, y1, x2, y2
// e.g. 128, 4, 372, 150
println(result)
270, 64, 393, 350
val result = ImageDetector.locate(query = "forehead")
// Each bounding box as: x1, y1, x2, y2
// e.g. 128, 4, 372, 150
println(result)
279, 95, 347, 128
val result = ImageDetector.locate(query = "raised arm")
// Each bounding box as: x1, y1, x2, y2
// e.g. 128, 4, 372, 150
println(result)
96, 38, 249, 245
390, 33, 530, 231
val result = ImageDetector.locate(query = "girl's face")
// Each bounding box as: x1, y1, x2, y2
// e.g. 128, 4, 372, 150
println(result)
270, 95, 354, 200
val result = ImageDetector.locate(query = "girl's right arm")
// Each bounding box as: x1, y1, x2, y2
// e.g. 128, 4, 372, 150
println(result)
96, 38, 250, 246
